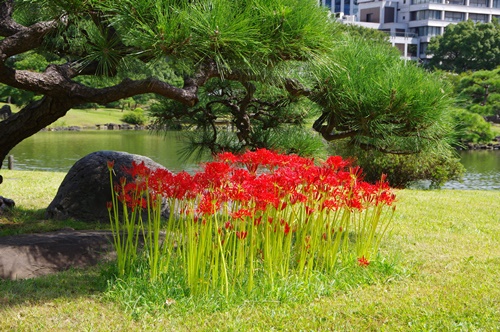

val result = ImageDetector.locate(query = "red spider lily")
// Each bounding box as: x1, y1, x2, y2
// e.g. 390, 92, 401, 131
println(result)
357, 256, 370, 267
231, 209, 252, 220
148, 168, 175, 196
109, 148, 397, 293
107, 160, 115, 171
322, 199, 339, 211
290, 192, 307, 205
106, 201, 113, 211
283, 221, 291, 235
347, 196, 363, 210
199, 161, 232, 188
239, 148, 285, 174
216, 151, 238, 164
129, 161, 151, 179
325, 155, 351, 171
236, 231, 248, 240
120, 176, 127, 187
305, 206, 315, 216
197, 193, 220, 215
172, 171, 197, 200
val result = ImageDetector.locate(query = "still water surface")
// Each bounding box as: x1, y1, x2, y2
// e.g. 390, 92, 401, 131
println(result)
2, 130, 202, 173
2, 131, 500, 190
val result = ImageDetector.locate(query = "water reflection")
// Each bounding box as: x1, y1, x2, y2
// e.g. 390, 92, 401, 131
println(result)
1, 130, 204, 173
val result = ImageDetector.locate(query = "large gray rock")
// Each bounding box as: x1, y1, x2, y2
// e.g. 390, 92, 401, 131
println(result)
0, 230, 115, 280
46, 150, 169, 222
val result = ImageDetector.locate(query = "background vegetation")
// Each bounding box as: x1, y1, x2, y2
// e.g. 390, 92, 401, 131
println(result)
0, 0, 471, 189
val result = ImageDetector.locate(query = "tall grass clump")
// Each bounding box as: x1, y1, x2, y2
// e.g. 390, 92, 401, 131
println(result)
107, 149, 395, 298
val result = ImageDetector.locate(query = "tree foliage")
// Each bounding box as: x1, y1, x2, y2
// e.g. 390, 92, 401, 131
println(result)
333, 143, 465, 189
455, 67, 500, 117
121, 108, 147, 125
442, 67, 500, 144
0, 0, 458, 189
428, 20, 500, 73
451, 108, 495, 144
311, 36, 454, 155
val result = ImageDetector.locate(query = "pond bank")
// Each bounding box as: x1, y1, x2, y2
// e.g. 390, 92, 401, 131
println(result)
462, 136, 500, 150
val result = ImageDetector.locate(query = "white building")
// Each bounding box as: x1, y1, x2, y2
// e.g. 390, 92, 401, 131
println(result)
322, 0, 500, 60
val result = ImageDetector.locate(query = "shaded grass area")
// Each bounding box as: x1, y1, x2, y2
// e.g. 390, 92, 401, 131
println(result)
1, 170, 500, 330
0, 170, 105, 236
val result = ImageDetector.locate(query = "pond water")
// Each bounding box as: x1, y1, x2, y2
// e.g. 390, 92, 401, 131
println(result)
442, 149, 500, 190
2, 131, 500, 190
1, 130, 203, 173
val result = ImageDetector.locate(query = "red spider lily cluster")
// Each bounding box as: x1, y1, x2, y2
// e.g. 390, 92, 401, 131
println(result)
108, 149, 396, 294
114, 149, 395, 216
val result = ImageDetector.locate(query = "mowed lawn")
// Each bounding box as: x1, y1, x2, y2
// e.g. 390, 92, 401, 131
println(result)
0, 171, 499, 330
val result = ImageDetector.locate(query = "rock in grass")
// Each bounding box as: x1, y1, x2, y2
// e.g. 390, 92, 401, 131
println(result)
0, 230, 115, 280
0, 195, 15, 214
46, 150, 170, 223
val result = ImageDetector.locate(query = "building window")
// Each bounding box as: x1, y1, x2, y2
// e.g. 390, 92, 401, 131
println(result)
447, 0, 465, 5
410, 10, 442, 20
416, 26, 442, 36
421, 42, 430, 55
408, 44, 418, 57
494, 0, 500, 8
335, 0, 341, 12
366, 13, 373, 22
411, 0, 441, 4
326, 0, 332, 8
411, 27, 441, 36
469, 0, 488, 6
444, 11, 465, 21
344, 0, 351, 15
469, 13, 487, 22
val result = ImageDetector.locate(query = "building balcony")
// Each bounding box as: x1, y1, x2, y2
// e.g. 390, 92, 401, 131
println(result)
408, 19, 451, 27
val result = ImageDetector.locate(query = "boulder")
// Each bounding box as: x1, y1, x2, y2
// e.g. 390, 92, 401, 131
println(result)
46, 150, 170, 222
0, 230, 115, 280
0, 104, 12, 120
0, 195, 15, 214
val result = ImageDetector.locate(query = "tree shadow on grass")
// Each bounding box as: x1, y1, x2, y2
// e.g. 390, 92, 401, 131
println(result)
0, 207, 106, 237
0, 262, 112, 308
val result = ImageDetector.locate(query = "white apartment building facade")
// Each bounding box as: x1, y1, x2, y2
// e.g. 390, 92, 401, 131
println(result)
321, 0, 500, 60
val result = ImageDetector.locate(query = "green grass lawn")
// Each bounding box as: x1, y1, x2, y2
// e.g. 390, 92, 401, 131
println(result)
1, 170, 499, 330
492, 123, 500, 137
48, 108, 129, 128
